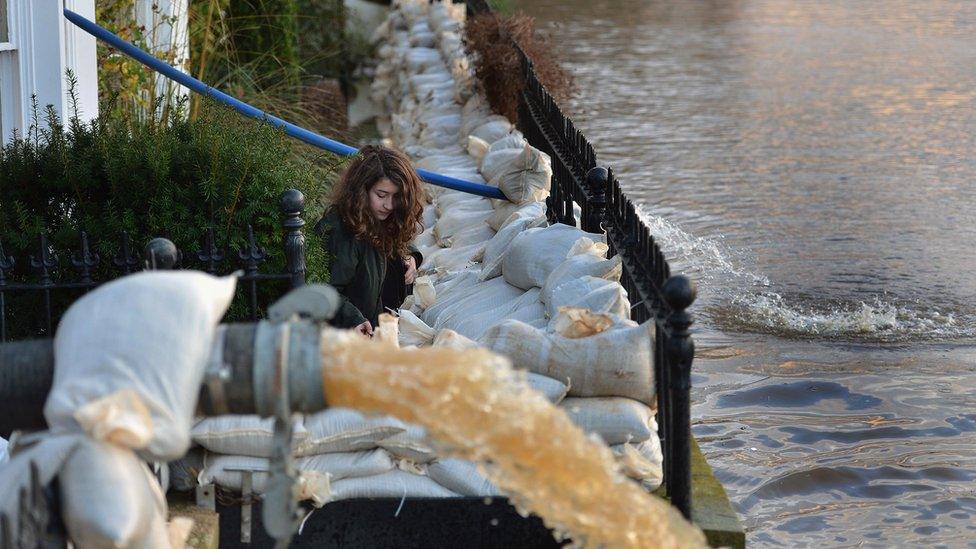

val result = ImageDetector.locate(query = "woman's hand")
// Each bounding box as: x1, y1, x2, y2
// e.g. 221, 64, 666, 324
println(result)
355, 320, 373, 337
403, 255, 417, 285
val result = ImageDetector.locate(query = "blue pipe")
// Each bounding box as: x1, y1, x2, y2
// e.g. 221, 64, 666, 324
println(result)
62, 9, 508, 201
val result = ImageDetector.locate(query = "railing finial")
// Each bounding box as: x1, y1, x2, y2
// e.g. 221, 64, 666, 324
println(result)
280, 189, 306, 288
144, 238, 179, 270
662, 274, 696, 519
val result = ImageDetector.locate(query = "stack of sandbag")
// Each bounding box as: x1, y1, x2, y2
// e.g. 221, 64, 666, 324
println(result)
189, 409, 461, 504
369, 0, 662, 495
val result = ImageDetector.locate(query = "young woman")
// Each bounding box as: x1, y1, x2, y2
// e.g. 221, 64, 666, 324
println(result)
316, 145, 425, 336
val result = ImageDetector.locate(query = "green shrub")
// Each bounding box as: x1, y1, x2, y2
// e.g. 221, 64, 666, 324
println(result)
0, 93, 339, 337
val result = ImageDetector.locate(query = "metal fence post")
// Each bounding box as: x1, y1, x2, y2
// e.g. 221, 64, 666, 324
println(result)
584, 166, 608, 234
662, 275, 696, 519
144, 237, 179, 270
280, 189, 306, 288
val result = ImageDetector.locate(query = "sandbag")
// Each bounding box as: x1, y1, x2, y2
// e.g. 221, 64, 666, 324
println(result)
480, 144, 552, 205
540, 254, 621, 307
200, 454, 330, 506
427, 459, 501, 496
375, 313, 400, 347
46, 271, 237, 460
298, 409, 405, 456
422, 203, 438, 228
611, 438, 663, 491
549, 307, 635, 339
425, 277, 524, 330
524, 372, 570, 404
560, 397, 655, 445
379, 424, 438, 463
328, 470, 458, 501
432, 329, 479, 350
413, 276, 437, 310
502, 225, 606, 290
480, 213, 548, 280
487, 132, 528, 153
61, 438, 170, 548
296, 448, 396, 481
191, 415, 308, 458
469, 116, 513, 144
433, 201, 493, 240
479, 319, 655, 406
442, 221, 495, 248
545, 276, 631, 319
446, 288, 546, 341
398, 309, 435, 347
425, 241, 485, 274
467, 135, 490, 163
486, 200, 545, 232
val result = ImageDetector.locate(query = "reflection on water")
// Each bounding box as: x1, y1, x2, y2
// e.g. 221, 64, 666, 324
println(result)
513, 0, 976, 545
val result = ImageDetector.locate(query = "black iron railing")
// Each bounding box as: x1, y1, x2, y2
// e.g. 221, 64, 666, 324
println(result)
464, 0, 697, 519
0, 189, 307, 343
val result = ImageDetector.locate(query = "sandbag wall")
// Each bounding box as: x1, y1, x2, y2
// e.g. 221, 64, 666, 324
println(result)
374, 1, 664, 494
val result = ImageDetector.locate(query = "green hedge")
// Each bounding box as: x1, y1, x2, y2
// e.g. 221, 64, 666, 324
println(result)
0, 97, 335, 337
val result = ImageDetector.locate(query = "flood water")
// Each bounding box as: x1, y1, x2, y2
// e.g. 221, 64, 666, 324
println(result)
512, 0, 976, 545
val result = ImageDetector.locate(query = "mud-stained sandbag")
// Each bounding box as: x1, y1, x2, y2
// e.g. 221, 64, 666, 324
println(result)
467, 135, 490, 163
199, 454, 331, 506
479, 319, 655, 406
425, 241, 485, 274
328, 470, 458, 501
502, 225, 606, 290
546, 276, 631, 319
46, 271, 237, 461
375, 313, 400, 347
540, 254, 621, 307
191, 415, 308, 458
480, 144, 552, 205
480, 212, 548, 281
427, 458, 501, 496
560, 397, 656, 445
61, 439, 170, 548
550, 307, 635, 339
398, 309, 436, 347
297, 409, 405, 456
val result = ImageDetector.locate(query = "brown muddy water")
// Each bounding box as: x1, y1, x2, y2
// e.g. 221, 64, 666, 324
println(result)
512, 0, 976, 546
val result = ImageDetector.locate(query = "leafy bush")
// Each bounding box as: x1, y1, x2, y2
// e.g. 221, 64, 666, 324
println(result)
0, 94, 339, 337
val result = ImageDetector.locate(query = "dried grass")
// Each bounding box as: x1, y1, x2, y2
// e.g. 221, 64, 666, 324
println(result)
463, 13, 575, 123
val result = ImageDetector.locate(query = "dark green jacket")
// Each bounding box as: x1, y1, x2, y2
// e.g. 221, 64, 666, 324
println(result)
316, 210, 422, 329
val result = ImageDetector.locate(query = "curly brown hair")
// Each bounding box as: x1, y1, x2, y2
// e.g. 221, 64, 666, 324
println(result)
329, 145, 425, 258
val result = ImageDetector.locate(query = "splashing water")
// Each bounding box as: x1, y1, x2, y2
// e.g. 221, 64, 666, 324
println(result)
318, 328, 707, 548
634, 206, 972, 342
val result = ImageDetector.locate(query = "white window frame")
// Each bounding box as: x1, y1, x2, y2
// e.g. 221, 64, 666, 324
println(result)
0, 0, 98, 146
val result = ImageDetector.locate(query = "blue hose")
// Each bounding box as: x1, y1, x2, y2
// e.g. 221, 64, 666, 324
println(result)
62, 9, 508, 201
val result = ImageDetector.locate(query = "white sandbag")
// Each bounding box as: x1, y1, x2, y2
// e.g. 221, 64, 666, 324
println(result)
416, 226, 440, 259
443, 221, 495, 248
479, 319, 655, 406
546, 276, 631, 319
524, 372, 570, 404
467, 135, 490, 163
540, 254, 621, 307
433, 202, 493, 240
0, 434, 84, 536
486, 199, 545, 232
422, 203, 438, 228
191, 415, 308, 458
46, 271, 237, 460
413, 276, 437, 310
447, 288, 546, 341
425, 241, 485, 274
405, 48, 444, 72
487, 132, 527, 153
379, 424, 438, 463
480, 213, 548, 281
328, 470, 458, 501
480, 143, 552, 205
560, 397, 655, 445
435, 193, 489, 215
425, 277, 524, 330
502, 225, 606, 290
417, 153, 479, 173
200, 454, 331, 506
470, 116, 513, 144
398, 309, 435, 347
61, 439, 170, 548
611, 438, 663, 491
427, 459, 501, 496
549, 307, 635, 339
297, 448, 396, 481
375, 313, 400, 347
432, 329, 479, 350
0, 437, 7, 466
297, 409, 405, 456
